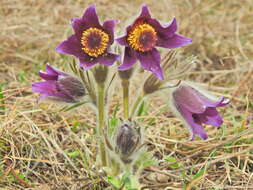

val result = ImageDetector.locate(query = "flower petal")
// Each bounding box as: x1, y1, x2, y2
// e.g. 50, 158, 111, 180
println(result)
79, 57, 97, 70
32, 81, 57, 96
199, 96, 229, 108
198, 107, 223, 127
118, 47, 137, 70
39, 72, 58, 81
82, 5, 100, 27
177, 104, 208, 140
32, 81, 77, 103
37, 94, 49, 103
139, 4, 151, 18
157, 33, 192, 49
164, 17, 177, 36
71, 17, 87, 39
56, 35, 85, 58
103, 19, 117, 44
137, 48, 164, 80
46, 64, 67, 76
46, 64, 59, 75
173, 85, 207, 114
149, 17, 177, 39
116, 35, 128, 46
99, 53, 119, 66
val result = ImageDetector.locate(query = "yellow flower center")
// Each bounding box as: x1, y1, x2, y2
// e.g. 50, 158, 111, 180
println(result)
127, 23, 157, 52
81, 28, 109, 57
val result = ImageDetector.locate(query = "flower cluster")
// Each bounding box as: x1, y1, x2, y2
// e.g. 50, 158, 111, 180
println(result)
31, 4, 230, 182
56, 4, 191, 79
32, 4, 229, 145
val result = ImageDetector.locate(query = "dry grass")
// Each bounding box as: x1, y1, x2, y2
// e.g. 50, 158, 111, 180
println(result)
0, 0, 253, 189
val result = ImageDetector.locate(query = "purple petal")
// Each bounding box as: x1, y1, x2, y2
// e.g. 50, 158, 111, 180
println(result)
137, 48, 164, 80
32, 81, 74, 102
39, 65, 69, 80
173, 85, 207, 114
46, 65, 59, 75
39, 71, 58, 81
56, 35, 85, 58
165, 18, 177, 36
191, 122, 208, 140
157, 33, 192, 49
32, 81, 57, 96
177, 104, 208, 140
149, 17, 177, 39
139, 5, 151, 18
198, 107, 223, 127
116, 35, 128, 46
118, 47, 137, 70
199, 96, 229, 108
71, 17, 87, 39
82, 5, 100, 27
99, 53, 119, 66
79, 57, 97, 70
103, 19, 117, 44
37, 94, 49, 103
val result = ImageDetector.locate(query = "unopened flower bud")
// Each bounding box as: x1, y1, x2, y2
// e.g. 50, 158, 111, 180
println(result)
115, 122, 142, 164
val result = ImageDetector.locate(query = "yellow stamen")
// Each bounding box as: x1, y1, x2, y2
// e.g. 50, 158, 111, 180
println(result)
127, 23, 157, 52
81, 28, 109, 57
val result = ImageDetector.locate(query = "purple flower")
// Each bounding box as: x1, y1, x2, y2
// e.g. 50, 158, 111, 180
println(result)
172, 84, 229, 140
32, 65, 85, 102
56, 5, 119, 69
116, 5, 192, 80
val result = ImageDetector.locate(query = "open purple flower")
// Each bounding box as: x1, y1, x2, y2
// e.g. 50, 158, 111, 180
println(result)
172, 84, 229, 140
56, 5, 119, 69
32, 65, 85, 103
116, 5, 192, 80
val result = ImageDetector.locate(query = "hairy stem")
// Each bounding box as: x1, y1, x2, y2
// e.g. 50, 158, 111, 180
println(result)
97, 83, 107, 166
122, 80, 130, 119
130, 93, 145, 117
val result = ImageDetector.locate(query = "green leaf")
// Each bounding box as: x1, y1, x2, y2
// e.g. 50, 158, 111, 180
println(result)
164, 156, 181, 169
193, 168, 205, 180
18, 71, 27, 82
107, 176, 122, 189
121, 173, 139, 190
59, 101, 89, 112
70, 120, 80, 133
66, 150, 80, 158
134, 151, 157, 171
137, 101, 148, 116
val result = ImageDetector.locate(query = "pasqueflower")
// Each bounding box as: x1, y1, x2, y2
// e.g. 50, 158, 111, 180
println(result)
172, 83, 229, 140
117, 5, 192, 80
32, 64, 85, 102
56, 5, 119, 69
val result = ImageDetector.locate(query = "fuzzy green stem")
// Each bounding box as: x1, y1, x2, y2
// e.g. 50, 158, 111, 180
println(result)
130, 92, 145, 117
111, 159, 120, 176
122, 80, 130, 119
97, 83, 107, 166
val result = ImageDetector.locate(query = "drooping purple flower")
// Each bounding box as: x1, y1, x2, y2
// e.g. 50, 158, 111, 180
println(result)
32, 64, 85, 103
116, 5, 192, 80
56, 5, 119, 69
171, 83, 229, 140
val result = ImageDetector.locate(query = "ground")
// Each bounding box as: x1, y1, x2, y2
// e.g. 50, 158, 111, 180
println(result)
0, 0, 253, 189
